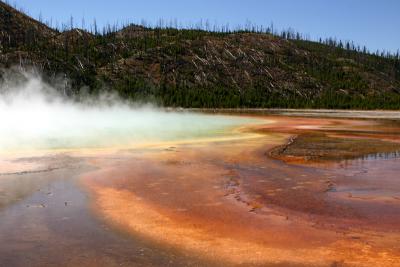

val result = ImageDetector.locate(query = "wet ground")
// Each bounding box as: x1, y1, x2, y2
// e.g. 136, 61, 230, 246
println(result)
0, 156, 219, 267
1, 113, 400, 266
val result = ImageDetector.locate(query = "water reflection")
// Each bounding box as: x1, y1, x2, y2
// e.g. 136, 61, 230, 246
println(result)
340, 150, 400, 166
0, 159, 217, 267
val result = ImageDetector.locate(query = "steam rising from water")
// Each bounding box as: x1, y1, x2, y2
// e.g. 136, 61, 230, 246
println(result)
0, 73, 258, 153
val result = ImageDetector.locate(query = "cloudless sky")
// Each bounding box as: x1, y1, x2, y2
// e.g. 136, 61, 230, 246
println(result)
9, 0, 400, 53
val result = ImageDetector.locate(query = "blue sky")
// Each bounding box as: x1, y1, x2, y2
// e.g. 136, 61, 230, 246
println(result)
9, 0, 400, 53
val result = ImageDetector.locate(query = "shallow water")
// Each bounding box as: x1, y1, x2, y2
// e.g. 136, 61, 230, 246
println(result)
1, 112, 400, 266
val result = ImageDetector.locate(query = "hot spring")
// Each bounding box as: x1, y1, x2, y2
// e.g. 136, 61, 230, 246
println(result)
0, 75, 263, 154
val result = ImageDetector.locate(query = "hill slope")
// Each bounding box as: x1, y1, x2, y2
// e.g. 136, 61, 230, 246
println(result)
1, 1, 400, 109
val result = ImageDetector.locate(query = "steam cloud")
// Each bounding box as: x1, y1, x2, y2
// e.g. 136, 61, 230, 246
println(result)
0, 72, 257, 153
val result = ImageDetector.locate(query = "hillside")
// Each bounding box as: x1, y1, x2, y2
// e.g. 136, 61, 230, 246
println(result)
1, 1, 400, 109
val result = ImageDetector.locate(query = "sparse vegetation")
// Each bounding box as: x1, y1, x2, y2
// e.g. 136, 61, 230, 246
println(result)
1, 1, 399, 109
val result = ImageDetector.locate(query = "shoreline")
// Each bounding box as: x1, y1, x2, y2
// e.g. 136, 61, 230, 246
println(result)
186, 108, 400, 120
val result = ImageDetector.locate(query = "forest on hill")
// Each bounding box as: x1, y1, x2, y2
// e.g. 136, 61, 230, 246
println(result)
1, 1, 400, 109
